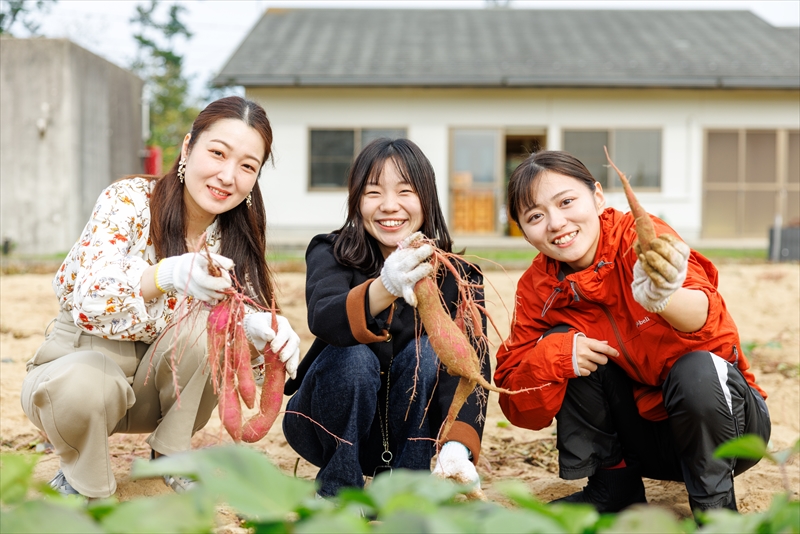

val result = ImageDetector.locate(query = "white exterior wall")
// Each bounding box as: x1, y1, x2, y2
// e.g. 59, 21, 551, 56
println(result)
248, 87, 799, 242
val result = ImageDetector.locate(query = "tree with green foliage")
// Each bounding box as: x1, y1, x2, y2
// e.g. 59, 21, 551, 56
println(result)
0, 0, 56, 35
130, 0, 199, 173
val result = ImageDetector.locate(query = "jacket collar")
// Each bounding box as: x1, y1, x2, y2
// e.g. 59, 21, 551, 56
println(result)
533, 208, 629, 315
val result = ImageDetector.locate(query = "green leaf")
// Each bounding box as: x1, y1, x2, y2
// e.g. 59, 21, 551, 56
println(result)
249, 521, 293, 534
678, 517, 699, 533
131, 445, 314, 521
601, 507, 684, 533
100, 490, 215, 534
294, 513, 371, 534
762, 494, 800, 534
713, 435, 773, 462
496, 420, 511, 428
548, 503, 602, 534
0, 500, 105, 534
495, 479, 550, 512
694, 507, 764, 533
0, 453, 39, 505
472, 506, 567, 533
366, 470, 463, 511
374, 511, 462, 534
495, 479, 599, 533
84, 497, 122, 522
335, 487, 377, 513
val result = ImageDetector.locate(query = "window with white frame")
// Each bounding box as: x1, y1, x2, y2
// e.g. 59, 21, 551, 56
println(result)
309, 128, 407, 189
563, 129, 662, 190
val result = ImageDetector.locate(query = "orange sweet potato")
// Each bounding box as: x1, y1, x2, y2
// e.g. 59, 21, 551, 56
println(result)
604, 146, 656, 253
414, 276, 522, 443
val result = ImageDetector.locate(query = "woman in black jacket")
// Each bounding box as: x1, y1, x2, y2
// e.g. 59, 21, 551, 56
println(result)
282, 138, 490, 497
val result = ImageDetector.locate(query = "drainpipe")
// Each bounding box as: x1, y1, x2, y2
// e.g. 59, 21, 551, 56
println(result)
770, 213, 782, 263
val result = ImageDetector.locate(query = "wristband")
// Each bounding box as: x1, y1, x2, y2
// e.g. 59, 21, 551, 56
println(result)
154, 260, 167, 293
572, 332, 586, 377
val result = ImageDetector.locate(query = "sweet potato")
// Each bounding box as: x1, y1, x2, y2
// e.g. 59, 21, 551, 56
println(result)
414, 276, 523, 442
209, 303, 256, 410
604, 146, 656, 253
208, 301, 254, 441
242, 310, 286, 443
220, 361, 243, 441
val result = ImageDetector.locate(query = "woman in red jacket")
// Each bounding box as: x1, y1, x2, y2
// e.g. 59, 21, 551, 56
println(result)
494, 150, 770, 514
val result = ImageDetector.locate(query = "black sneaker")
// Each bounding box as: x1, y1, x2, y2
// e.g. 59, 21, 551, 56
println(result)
551, 466, 647, 513
49, 470, 82, 497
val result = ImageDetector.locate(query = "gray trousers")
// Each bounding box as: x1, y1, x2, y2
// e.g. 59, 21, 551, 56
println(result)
21, 308, 217, 498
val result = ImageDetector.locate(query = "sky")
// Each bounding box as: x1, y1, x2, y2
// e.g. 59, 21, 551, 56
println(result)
17, 0, 800, 102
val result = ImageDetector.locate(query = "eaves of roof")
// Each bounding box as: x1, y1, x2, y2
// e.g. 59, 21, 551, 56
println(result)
213, 9, 800, 91
212, 74, 800, 90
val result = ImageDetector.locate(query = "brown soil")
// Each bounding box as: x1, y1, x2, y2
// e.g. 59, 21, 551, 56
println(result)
1, 264, 798, 531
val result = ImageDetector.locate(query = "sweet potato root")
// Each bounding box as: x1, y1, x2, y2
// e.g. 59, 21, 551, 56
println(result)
604, 146, 656, 253
169, 234, 293, 443
242, 308, 286, 443
207, 299, 254, 441
414, 275, 526, 442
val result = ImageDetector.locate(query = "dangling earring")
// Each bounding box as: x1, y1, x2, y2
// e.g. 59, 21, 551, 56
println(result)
177, 159, 186, 184
245, 192, 253, 209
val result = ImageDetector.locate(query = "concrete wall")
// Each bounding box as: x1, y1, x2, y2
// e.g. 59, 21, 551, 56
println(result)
247, 86, 799, 242
0, 38, 144, 255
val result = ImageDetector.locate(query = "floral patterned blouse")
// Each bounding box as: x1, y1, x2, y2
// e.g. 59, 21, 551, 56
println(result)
53, 177, 220, 342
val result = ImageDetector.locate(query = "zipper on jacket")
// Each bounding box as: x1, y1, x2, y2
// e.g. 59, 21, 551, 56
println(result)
541, 287, 563, 318
569, 280, 648, 385
594, 260, 613, 272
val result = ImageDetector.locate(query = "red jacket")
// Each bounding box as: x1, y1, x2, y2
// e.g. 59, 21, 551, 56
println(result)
494, 208, 766, 430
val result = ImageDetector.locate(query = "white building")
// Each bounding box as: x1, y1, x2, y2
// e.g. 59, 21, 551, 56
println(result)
214, 8, 800, 244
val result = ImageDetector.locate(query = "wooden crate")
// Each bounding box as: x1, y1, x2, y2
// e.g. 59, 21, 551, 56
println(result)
452, 190, 495, 233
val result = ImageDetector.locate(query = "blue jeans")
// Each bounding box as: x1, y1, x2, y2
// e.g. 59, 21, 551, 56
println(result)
283, 337, 438, 496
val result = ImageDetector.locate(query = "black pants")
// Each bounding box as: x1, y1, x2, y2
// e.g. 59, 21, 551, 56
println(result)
555, 349, 771, 509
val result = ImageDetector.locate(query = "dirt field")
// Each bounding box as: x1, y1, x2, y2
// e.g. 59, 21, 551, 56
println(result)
1, 263, 798, 531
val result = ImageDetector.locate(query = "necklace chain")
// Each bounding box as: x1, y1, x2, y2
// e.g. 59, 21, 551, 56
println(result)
378, 354, 393, 467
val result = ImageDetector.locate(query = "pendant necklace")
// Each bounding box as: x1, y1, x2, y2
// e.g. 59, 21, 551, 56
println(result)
374, 353, 394, 478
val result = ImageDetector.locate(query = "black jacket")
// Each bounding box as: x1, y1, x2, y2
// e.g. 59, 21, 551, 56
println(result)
284, 233, 491, 459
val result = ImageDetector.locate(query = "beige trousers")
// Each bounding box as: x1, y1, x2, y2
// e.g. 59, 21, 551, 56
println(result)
21, 308, 217, 498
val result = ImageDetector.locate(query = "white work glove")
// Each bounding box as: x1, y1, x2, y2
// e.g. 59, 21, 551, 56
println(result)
379, 232, 434, 307
243, 312, 301, 380
156, 252, 234, 303
631, 234, 691, 313
433, 441, 481, 494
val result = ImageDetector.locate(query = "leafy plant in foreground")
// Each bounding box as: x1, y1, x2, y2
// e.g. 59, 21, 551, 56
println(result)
1, 436, 798, 533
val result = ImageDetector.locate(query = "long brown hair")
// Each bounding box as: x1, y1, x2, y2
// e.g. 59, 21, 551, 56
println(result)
148, 96, 276, 308
334, 138, 452, 277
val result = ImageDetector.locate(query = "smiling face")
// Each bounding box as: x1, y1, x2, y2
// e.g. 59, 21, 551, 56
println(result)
360, 158, 424, 258
517, 170, 606, 272
180, 118, 265, 230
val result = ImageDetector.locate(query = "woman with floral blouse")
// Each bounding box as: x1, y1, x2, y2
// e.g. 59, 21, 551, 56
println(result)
20, 96, 301, 499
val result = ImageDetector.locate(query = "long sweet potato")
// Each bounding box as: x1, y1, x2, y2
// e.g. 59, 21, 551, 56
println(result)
242, 310, 286, 443
241, 350, 283, 442
604, 146, 656, 253
208, 302, 252, 441
414, 276, 523, 442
